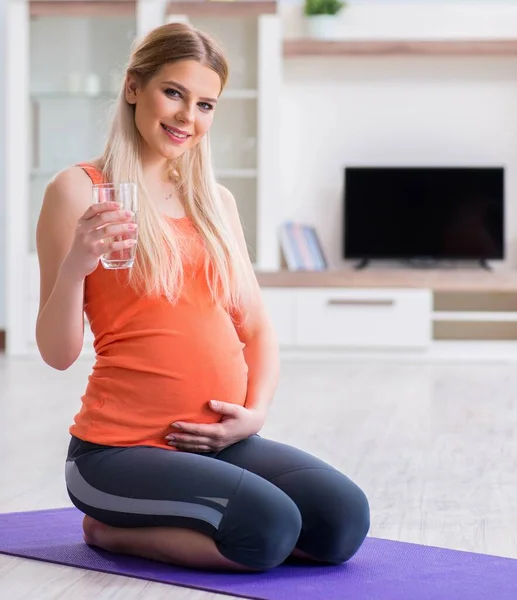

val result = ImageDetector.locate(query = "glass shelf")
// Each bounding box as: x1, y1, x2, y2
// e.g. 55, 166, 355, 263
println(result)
31, 89, 256, 101
221, 89, 258, 100
216, 169, 257, 179
31, 92, 117, 100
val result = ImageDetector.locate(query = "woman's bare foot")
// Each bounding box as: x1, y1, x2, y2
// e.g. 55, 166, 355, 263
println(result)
82, 515, 119, 551
80, 514, 254, 571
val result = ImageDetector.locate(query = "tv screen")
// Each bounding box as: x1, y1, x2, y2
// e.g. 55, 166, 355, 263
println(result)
343, 167, 505, 261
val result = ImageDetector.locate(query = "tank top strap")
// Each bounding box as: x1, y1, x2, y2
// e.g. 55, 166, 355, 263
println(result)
77, 162, 104, 185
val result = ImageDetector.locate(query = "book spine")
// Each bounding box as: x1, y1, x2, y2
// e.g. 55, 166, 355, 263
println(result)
309, 226, 328, 269
303, 226, 324, 270
292, 222, 314, 270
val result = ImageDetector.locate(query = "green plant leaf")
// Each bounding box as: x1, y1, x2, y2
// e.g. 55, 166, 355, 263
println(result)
304, 0, 346, 16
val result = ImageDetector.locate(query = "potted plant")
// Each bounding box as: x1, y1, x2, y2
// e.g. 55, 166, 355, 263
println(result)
304, 0, 346, 40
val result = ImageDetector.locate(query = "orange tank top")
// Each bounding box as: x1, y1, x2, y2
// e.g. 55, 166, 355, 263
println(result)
70, 163, 248, 449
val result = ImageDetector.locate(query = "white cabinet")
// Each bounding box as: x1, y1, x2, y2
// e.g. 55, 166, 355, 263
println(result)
294, 288, 432, 349
261, 287, 433, 350
6, 0, 282, 355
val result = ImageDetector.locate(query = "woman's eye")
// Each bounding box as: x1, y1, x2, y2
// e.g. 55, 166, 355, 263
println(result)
199, 102, 214, 111
165, 88, 180, 98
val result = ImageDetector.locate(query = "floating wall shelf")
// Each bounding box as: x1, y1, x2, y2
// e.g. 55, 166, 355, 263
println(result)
283, 39, 517, 57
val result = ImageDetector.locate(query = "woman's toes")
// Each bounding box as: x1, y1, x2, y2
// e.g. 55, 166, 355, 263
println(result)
82, 515, 110, 547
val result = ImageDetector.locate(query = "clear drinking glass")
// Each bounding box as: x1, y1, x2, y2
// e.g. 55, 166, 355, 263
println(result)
92, 182, 138, 269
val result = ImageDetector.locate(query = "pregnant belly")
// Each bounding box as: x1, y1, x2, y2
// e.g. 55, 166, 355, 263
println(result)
77, 314, 249, 445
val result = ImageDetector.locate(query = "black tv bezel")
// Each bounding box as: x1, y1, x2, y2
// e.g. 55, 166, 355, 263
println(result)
342, 165, 506, 261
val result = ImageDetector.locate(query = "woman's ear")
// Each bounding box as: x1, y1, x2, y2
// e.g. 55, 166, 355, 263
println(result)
125, 75, 140, 104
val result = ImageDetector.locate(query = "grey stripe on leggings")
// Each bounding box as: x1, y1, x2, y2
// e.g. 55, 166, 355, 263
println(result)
65, 461, 224, 528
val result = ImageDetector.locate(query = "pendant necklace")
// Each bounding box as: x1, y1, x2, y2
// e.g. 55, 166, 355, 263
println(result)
165, 182, 174, 203
165, 170, 179, 202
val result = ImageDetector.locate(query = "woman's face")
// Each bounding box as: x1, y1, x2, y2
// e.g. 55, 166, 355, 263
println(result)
126, 59, 222, 162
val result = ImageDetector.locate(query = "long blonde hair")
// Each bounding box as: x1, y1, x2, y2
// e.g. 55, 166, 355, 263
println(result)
101, 22, 251, 313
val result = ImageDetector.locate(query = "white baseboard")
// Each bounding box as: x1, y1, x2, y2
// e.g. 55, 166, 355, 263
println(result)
279, 341, 517, 364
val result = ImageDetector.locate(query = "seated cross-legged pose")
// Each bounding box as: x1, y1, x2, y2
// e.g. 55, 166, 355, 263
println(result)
35, 22, 370, 572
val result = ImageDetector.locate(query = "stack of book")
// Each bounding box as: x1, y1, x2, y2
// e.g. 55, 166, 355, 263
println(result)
279, 221, 328, 271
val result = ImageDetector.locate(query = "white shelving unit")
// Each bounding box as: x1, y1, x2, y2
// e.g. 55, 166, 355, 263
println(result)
216, 169, 258, 178
256, 270, 517, 362
221, 89, 258, 100
6, 0, 282, 356
176, 9, 282, 270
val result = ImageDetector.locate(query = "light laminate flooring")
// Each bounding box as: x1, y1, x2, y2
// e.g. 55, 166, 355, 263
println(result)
1, 354, 516, 599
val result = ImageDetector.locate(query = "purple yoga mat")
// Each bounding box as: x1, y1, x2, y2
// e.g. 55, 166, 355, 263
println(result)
0, 507, 516, 600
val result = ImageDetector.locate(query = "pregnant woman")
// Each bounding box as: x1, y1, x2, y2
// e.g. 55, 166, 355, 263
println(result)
35, 21, 370, 571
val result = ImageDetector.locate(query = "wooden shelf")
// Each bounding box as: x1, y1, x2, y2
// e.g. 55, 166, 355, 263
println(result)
283, 39, 517, 58
30, 1, 136, 17
255, 269, 517, 293
167, 1, 276, 18
433, 312, 517, 322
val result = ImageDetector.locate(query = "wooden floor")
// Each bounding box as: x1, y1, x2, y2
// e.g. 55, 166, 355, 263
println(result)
1, 354, 516, 598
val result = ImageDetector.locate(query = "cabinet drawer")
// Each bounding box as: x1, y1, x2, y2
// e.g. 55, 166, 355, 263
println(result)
295, 288, 432, 349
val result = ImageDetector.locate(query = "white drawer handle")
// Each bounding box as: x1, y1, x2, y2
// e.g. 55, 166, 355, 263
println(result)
327, 299, 395, 307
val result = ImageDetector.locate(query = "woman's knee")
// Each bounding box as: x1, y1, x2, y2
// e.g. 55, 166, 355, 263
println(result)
320, 480, 370, 564
215, 471, 302, 570
282, 467, 370, 565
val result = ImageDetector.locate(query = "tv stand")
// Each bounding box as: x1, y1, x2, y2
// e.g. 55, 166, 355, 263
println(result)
354, 258, 494, 271
354, 259, 370, 270
257, 269, 517, 360
407, 258, 439, 269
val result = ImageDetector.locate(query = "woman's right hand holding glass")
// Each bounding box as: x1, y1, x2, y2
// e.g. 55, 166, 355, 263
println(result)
62, 203, 137, 281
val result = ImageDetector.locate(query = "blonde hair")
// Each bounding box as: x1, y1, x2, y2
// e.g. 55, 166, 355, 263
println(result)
100, 22, 251, 313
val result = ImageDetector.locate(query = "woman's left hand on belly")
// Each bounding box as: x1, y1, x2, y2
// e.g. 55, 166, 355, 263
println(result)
165, 400, 265, 453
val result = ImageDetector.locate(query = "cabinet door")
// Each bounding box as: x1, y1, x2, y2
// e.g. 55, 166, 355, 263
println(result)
295, 288, 432, 349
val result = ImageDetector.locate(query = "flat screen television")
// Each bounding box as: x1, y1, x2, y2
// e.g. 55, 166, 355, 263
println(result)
343, 167, 505, 264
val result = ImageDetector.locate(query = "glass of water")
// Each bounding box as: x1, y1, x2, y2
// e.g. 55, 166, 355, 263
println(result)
92, 182, 138, 269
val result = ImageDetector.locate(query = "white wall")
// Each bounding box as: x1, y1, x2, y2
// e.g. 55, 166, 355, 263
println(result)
283, 0, 517, 41
0, 0, 6, 329
3, 2, 517, 324
280, 1, 517, 269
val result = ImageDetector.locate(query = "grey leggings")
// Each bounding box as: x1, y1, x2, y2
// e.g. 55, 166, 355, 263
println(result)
66, 434, 370, 570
